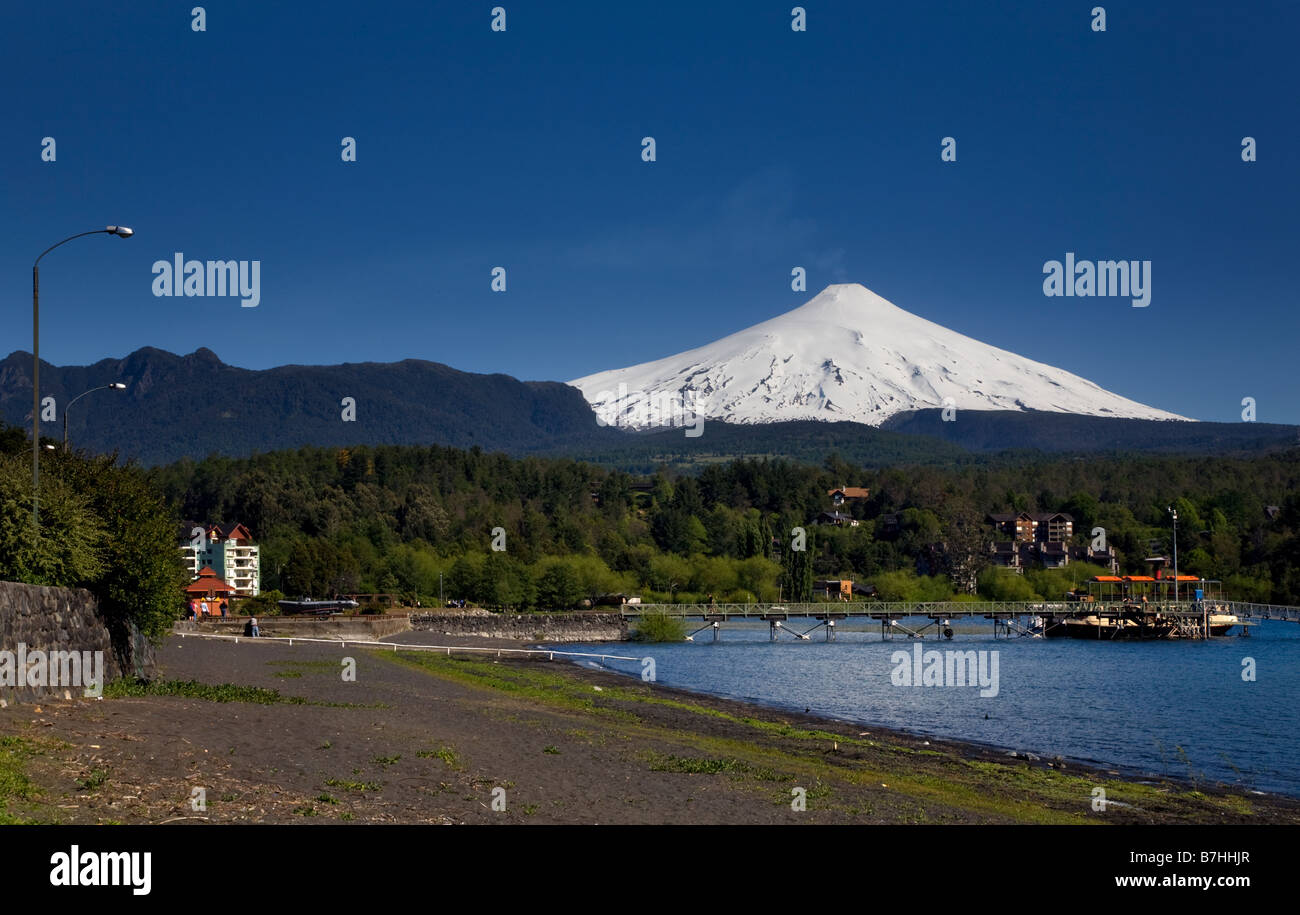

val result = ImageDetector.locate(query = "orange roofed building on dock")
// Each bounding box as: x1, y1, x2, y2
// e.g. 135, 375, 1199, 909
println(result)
185, 567, 235, 601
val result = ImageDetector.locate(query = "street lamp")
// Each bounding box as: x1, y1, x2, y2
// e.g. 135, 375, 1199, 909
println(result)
32, 226, 134, 529
1167, 507, 1179, 602
63, 383, 128, 452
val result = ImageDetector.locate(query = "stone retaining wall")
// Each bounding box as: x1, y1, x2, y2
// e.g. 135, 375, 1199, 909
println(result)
0, 581, 155, 705
182, 615, 412, 641
408, 612, 627, 642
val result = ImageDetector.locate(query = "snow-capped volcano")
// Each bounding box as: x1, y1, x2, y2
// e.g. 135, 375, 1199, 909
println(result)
569, 283, 1188, 428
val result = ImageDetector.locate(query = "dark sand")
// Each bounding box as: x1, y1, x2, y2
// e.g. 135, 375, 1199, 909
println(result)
2, 632, 1296, 825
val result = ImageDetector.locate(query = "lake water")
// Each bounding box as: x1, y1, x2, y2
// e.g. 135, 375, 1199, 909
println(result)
566, 618, 1300, 796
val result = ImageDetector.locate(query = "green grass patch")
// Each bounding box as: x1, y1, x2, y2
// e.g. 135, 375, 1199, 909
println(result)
0, 736, 41, 824
416, 746, 463, 769
267, 659, 340, 679
385, 651, 638, 723
104, 677, 382, 709
324, 777, 382, 792
106, 678, 304, 705
76, 768, 109, 792
647, 752, 790, 782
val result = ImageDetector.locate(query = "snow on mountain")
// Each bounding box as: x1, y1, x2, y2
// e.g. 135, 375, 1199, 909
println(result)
568, 283, 1189, 429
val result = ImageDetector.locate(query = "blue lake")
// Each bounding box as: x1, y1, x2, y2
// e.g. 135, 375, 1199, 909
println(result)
567, 619, 1300, 796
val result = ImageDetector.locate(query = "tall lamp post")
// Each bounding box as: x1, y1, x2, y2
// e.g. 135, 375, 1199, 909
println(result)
1168, 506, 1179, 602
64, 383, 127, 452
32, 226, 134, 529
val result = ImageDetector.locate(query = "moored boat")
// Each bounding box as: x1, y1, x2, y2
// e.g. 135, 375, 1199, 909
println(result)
1046, 576, 1237, 639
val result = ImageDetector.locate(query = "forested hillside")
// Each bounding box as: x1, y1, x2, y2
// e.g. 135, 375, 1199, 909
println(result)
146, 441, 1300, 609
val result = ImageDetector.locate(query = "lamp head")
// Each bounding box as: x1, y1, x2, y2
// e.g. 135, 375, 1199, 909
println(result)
106, 225, 134, 238
111, 382, 127, 390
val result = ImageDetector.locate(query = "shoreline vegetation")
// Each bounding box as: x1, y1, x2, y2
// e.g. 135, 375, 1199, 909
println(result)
0, 634, 1294, 825
7, 421, 1300, 656
141, 436, 1300, 613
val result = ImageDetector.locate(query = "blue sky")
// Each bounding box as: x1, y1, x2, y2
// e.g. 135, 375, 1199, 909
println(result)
3, 0, 1297, 423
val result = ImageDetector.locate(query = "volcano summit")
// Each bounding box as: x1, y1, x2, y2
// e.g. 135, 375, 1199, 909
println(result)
569, 284, 1188, 429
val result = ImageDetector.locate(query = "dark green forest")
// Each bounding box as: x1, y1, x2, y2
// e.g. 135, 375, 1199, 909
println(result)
145, 441, 1300, 610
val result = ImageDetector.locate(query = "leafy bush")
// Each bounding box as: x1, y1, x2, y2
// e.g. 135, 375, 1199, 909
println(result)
0, 445, 187, 640
868, 569, 954, 601
1023, 562, 1112, 599
977, 567, 1041, 601
235, 589, 284, 617
633, 610, 686, 642
0, 457, 105, 586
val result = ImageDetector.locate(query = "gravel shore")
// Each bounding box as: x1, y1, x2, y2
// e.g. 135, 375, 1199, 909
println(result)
1, 632, 1295, 825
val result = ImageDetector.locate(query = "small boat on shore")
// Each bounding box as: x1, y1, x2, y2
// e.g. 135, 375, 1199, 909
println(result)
277, 597, 359, 617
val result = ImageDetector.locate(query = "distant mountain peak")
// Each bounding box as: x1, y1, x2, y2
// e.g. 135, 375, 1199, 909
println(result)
569, 283, 1190, 429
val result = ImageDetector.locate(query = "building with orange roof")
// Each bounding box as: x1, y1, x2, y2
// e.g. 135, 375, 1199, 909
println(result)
179, 521, 261, 596
828, 486, 870, 506
185, 567, 236, 617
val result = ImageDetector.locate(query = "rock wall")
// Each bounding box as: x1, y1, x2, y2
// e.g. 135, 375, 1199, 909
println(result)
408, 612, 628, 642
0, 581, 155, 705
186, 616, 412, 640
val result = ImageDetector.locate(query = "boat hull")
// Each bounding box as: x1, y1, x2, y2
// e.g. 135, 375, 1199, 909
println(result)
1050, 613, 1238, 639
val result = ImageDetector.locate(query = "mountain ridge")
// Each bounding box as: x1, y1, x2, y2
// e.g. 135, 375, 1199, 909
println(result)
0, 347, 616, 465
1, 345, 1289, 470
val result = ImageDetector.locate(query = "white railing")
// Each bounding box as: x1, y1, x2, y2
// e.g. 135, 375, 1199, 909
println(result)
619, 600, 1268, 619
174, 630, 643, 662
1223, 601, 1300, 623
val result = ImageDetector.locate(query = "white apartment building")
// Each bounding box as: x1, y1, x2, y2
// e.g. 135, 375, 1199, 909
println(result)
180, 521, 261, 597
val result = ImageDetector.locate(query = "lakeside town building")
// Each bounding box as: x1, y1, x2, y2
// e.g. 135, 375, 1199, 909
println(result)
179, 521, 261, 597
986, 511, 1119, 573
